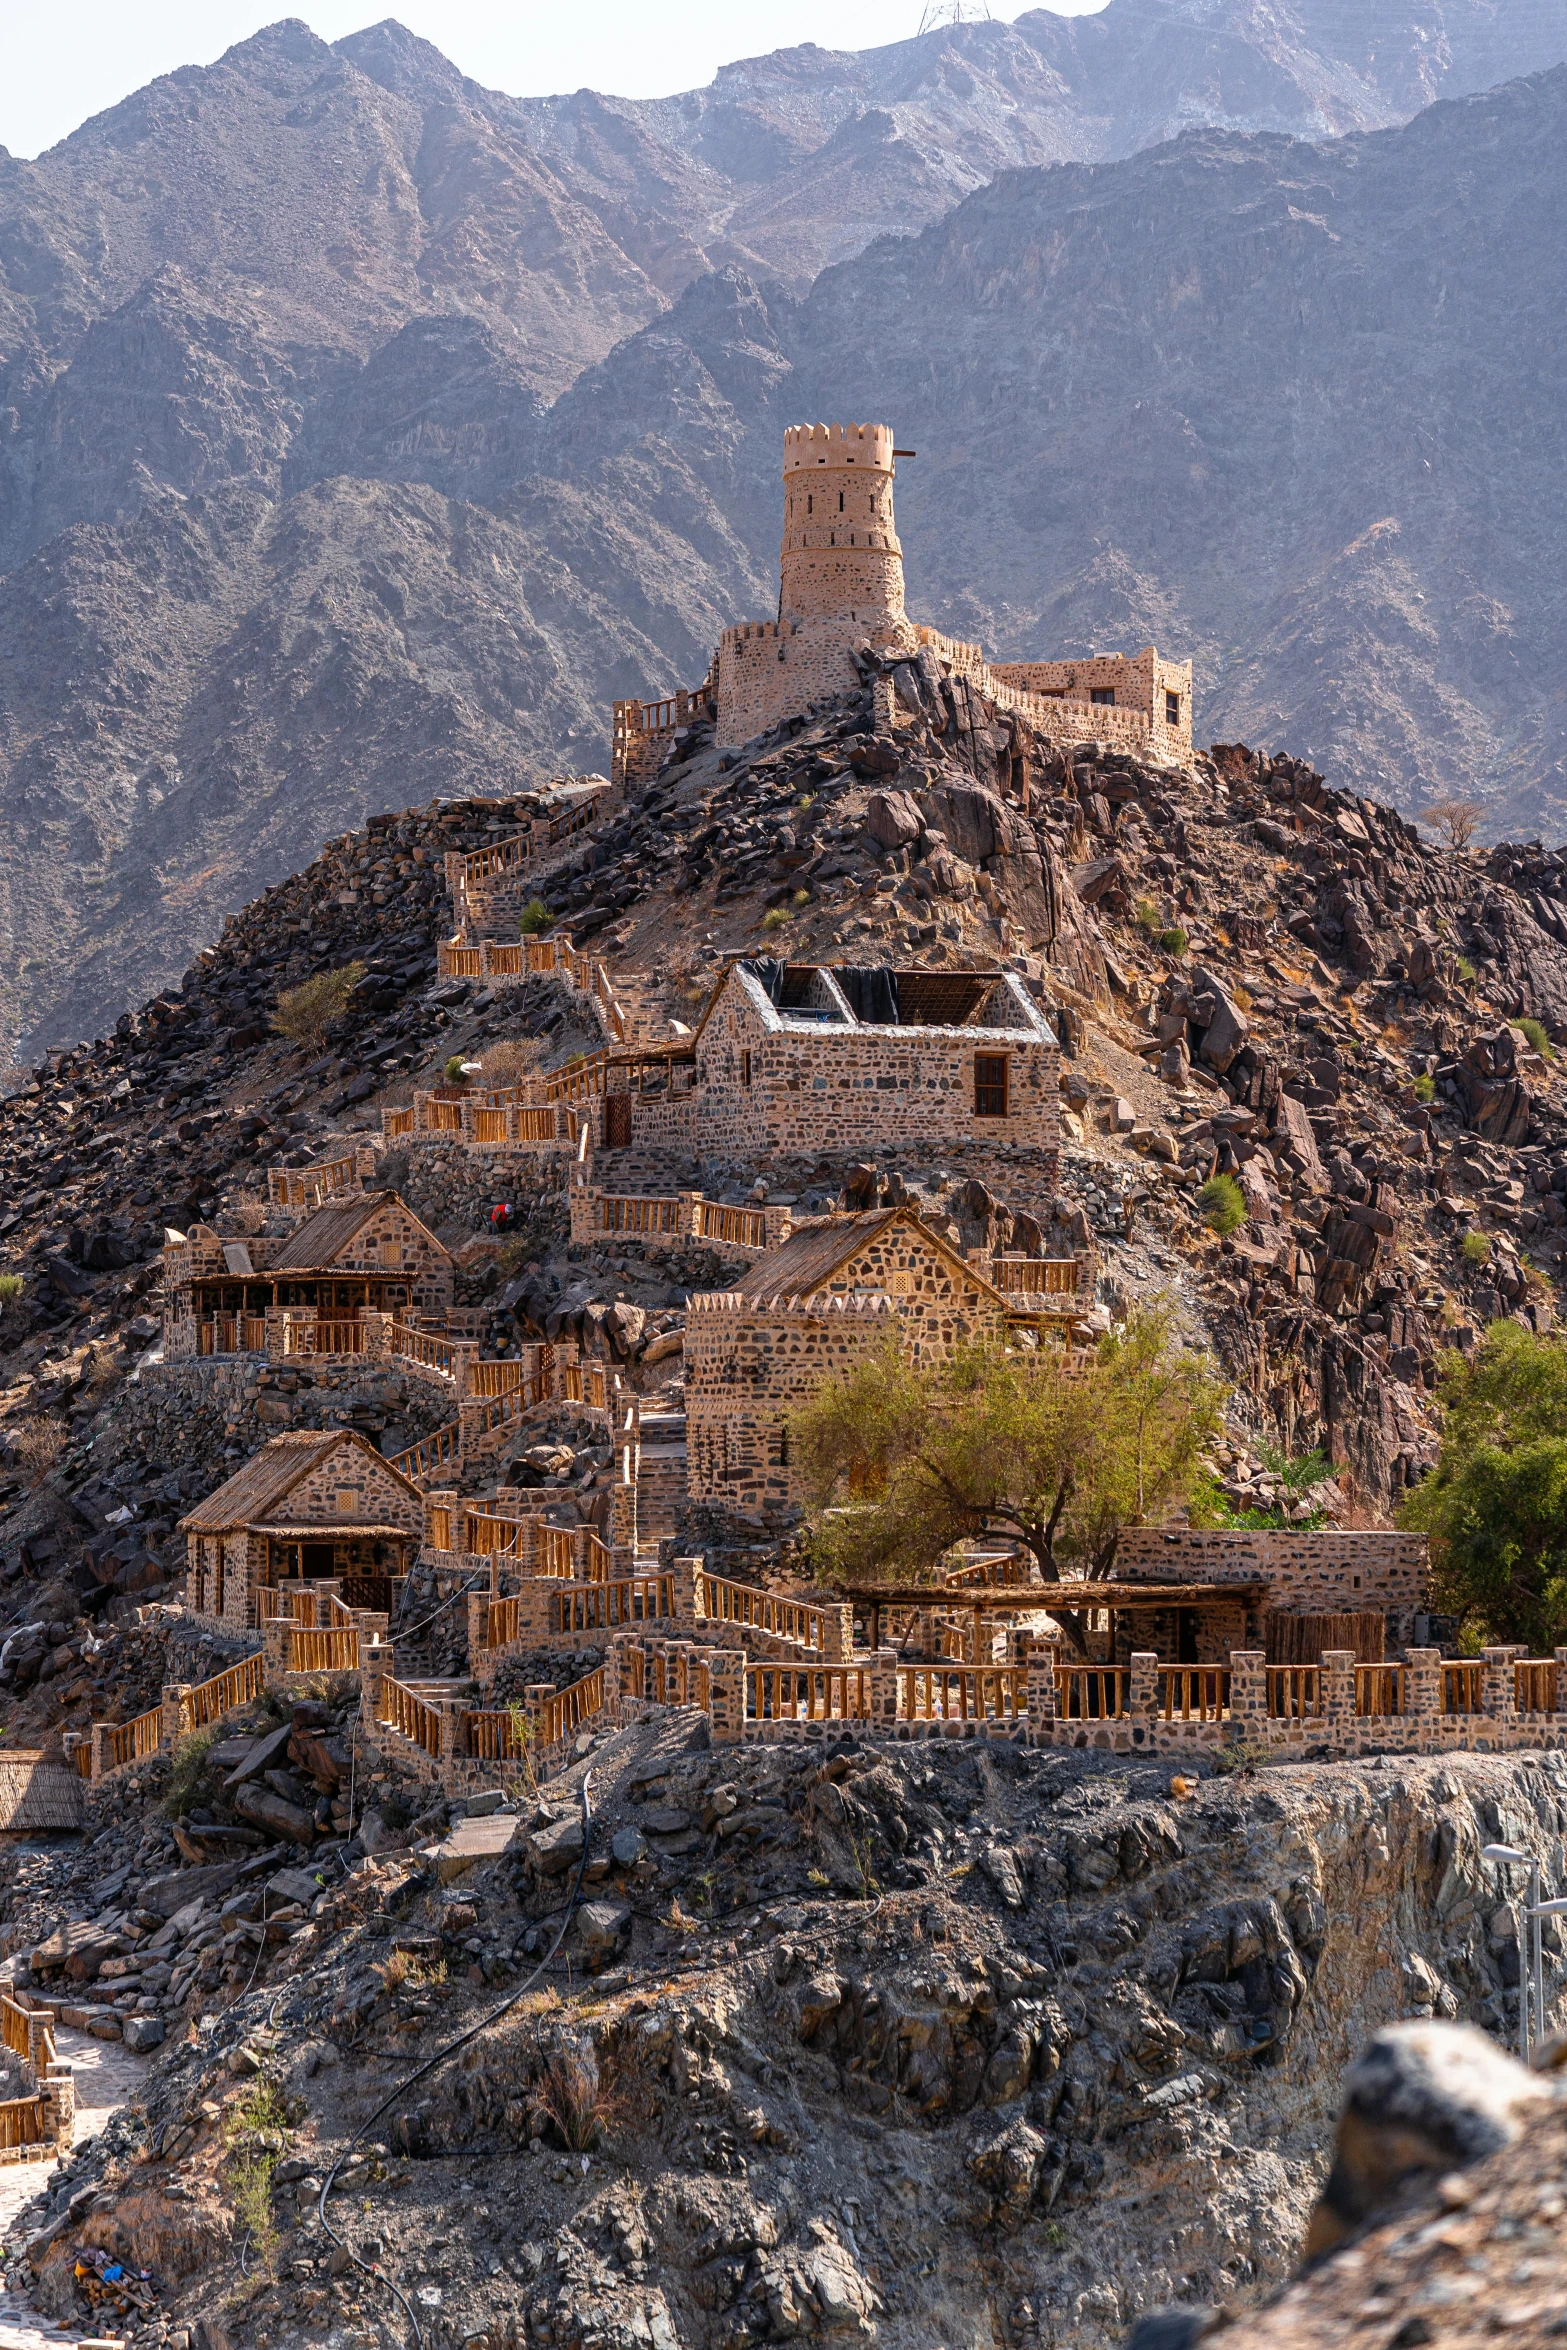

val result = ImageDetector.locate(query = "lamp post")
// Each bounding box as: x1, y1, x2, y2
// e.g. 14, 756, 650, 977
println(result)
1484, 1843, 1543, 2060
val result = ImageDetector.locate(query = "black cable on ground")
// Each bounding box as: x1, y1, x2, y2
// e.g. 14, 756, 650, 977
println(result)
315, 1770, 596, 2350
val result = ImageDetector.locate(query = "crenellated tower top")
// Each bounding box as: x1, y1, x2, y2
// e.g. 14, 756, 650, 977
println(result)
781, 421, 896, 474
779, 420, 908, 632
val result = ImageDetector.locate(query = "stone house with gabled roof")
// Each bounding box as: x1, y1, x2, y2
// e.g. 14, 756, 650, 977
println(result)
609, 958, 1059, 1180
684, 1205, 1008, 1524
177, 1428, 424, 1631
164, 1189, 454, 1358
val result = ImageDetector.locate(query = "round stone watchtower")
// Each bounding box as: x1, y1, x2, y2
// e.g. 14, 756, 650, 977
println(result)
780, 421, 907, 631
714, 421, 917, 747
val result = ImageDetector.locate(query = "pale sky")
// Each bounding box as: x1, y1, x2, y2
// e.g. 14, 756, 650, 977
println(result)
2, 0, 1111, 159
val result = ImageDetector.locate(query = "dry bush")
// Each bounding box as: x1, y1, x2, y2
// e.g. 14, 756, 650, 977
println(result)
272, 963, 364, 1050
1422, 798, 1483, 850
477, 1036, 544, 1091
529, 2039, 630, 2153
12, 1416, 67, 1485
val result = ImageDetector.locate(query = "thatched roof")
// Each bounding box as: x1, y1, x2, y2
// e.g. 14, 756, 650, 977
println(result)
0, 1754, 82, 1833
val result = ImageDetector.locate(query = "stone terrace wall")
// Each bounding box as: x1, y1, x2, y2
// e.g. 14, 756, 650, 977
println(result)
1118, 1527, 1428, 1612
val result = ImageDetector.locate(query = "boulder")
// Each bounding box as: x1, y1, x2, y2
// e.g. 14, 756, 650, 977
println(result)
233, 1781, 317, 1845
528, 1811, 585, 1874
123, 2014, 166, 2053
865, 789, 923, 851
1456, 1028, 1533, 1147
574, 1899, 630, 1964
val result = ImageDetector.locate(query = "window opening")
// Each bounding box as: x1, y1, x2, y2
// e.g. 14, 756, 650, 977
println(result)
974, 1055, 1009, 1117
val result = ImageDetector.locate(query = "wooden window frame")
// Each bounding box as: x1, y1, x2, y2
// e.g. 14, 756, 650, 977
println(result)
974, 1054, 1009, 1118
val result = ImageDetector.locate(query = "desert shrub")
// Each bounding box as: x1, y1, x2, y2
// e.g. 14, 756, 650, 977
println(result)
1159, 927, 1189, 956
530, 2043, 621, 2153
519, 898, 552, 935
762, 907, 790, 932
1520, 1017, 1555, 1060
1197, 1174, 1246, 1236
443, 1054, 468, 1086
1135, 897, 1161, 934
0, 1274, 23, 1311
476, 1037, 542, 1090
1460, 1230, 1491, 1265
272, 963, 364, 1049
160, 1725, 217, 1820
12, 1416, 66, 1485
1455, 958, 1476, 983
1413, 1073, 1437, 1104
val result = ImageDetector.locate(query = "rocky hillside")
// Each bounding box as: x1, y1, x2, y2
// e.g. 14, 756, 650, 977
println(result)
3, 1717, 1566, 2350
4, 16, 1567, 1057
4, 673, 1567, 2343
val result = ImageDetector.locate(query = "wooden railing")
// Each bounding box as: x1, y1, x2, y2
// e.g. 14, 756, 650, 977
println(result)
900, 1665, 1028, 1722
690, 1200, 767, 1250
389, 1322, 459, 1378
486, 1596, 523, 1650
534, 1666, 606, 1750
993, 1258, 1081, 1296
187, 1651, 264, 1728
1356, 1665, 1406, 1719
439, 943, 483, 977
73, 1744, 92, 1780
464, 1708, 531, 1763
1266, 1666, 1323, 1721
552, 1575, 675, 1637
1516, 1659, 1558, 1713
0, 2096, 48, 2152
283, 1317, 367, 1358
543, 1054, 609, 1105
392, 1420, 460, 1482
699, 1574, 823, 1652
539, 1525, 576, 1578
562, 1363, 607, 1410
0, 1996, 41, 2066
1159, 1666, 1231, 1723
106, 1708, 163, 1771
378, 1678, 443, 1758
473, 1107, 509, 1145
600, 1195, 682, 1235
284, 1627, 360, 1674
1443, 1661, 1483, 1715
465, 1507, 530, 1558
747, 1665, 871, 1723
199, 1314, 268, 1356
383, 1107, 415, 1139
328, 1594, 356, 1628
1054, 1666, 1130, 1720
468, 1359, 526, 1397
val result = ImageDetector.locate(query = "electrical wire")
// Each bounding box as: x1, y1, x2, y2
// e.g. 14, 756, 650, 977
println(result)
315, 1770, 596, 2349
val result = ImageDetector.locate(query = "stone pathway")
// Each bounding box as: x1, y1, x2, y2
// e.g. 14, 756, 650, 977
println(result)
0, 2026, 149, 2349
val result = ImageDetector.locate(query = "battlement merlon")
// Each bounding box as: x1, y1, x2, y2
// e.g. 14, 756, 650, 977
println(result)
782, 421, 896, 474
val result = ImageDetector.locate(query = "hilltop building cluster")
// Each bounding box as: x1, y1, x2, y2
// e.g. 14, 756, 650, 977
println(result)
614, 420, 1193, 782
68, 414, 1523, 1809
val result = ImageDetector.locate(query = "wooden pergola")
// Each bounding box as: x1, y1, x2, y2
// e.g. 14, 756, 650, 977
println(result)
840, 1579, 1271, 1655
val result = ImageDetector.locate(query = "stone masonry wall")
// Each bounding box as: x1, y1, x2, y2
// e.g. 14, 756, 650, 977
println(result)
1117, 1527, 1429, 1612
625, 980, 1059, 1172
685, 1296, 893, 1518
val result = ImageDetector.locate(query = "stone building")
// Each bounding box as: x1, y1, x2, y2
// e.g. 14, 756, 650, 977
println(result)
163, 1190, 454, 1358
177, 1429, 424, 1631
685, 1205, 1008, 1525
602, 957, 1060, 1179
613, 420, 1193, 775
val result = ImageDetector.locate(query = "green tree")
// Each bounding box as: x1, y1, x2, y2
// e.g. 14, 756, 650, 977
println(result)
791, 1305, 1228, 1652
1401, 1322, 1567, 1649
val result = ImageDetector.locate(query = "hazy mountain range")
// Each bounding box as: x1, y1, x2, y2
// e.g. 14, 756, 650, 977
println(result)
1, 0, 1565, 1057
